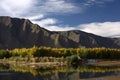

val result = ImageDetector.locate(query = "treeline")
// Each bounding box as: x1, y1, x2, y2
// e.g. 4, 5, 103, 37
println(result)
0, 46, 120, 59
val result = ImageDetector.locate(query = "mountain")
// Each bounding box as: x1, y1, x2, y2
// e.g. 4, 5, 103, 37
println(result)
0, 16, 120, 49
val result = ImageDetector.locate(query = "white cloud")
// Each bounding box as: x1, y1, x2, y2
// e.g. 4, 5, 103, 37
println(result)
32, 18, 75, 31
25, 14, 44, 20
79, 22, 120, 37
83, 0, 114, 7
32, 18, 57, 27
34, 0, 80, 14
0, 0, 79, 19
44, 26, 75, 31
0, 0, 34, 17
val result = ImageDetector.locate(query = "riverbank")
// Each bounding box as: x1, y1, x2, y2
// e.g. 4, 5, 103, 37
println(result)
96, 60, 120, 66
0, 58, 67, 68
1, 58, 120, 67
89, 60, 120, 66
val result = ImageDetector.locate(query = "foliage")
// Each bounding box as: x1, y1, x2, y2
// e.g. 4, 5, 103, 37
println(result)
0, 50, 11, 59
1, 47, 120, 59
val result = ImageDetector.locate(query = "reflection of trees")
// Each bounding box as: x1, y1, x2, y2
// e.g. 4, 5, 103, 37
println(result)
12, 65, 120, 76
0, 63, 10, 71
0, 63, 120, 76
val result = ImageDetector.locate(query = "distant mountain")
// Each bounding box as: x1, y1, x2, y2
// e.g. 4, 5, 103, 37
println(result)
0, 16, 120, 49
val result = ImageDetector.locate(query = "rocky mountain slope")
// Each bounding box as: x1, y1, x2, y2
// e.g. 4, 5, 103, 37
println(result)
0, 16, 120, 49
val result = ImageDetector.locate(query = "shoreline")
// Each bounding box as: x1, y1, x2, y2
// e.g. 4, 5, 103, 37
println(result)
1, 59, 120, 67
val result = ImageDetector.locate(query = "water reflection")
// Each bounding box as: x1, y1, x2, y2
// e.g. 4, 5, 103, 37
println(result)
0, 62, 120, 80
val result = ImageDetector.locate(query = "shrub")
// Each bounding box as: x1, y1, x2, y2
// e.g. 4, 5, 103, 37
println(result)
0, 50, 11, 59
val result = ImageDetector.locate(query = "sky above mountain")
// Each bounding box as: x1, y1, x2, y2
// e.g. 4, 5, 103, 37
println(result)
0, 0, 120, 37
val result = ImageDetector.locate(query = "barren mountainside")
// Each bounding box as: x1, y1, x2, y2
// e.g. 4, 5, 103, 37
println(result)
0, 16, 120, 49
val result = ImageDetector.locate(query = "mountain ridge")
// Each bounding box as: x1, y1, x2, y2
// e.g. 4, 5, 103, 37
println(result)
0, 16, 120, 49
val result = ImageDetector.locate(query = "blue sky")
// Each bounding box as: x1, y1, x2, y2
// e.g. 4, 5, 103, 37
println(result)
0, 0, 120, 37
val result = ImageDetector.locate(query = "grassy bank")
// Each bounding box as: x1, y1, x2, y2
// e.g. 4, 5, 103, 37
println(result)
0, 46, 120, 64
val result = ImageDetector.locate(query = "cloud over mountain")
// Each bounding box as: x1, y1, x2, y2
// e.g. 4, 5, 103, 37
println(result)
0, 16, 120, 49
0, 0, 119, 38
79, 22, 120, 37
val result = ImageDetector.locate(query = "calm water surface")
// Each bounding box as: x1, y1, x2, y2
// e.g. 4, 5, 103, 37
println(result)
0, 61, 120, 80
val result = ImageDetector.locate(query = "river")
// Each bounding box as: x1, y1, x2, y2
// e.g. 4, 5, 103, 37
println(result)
0, 60, 120, 80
